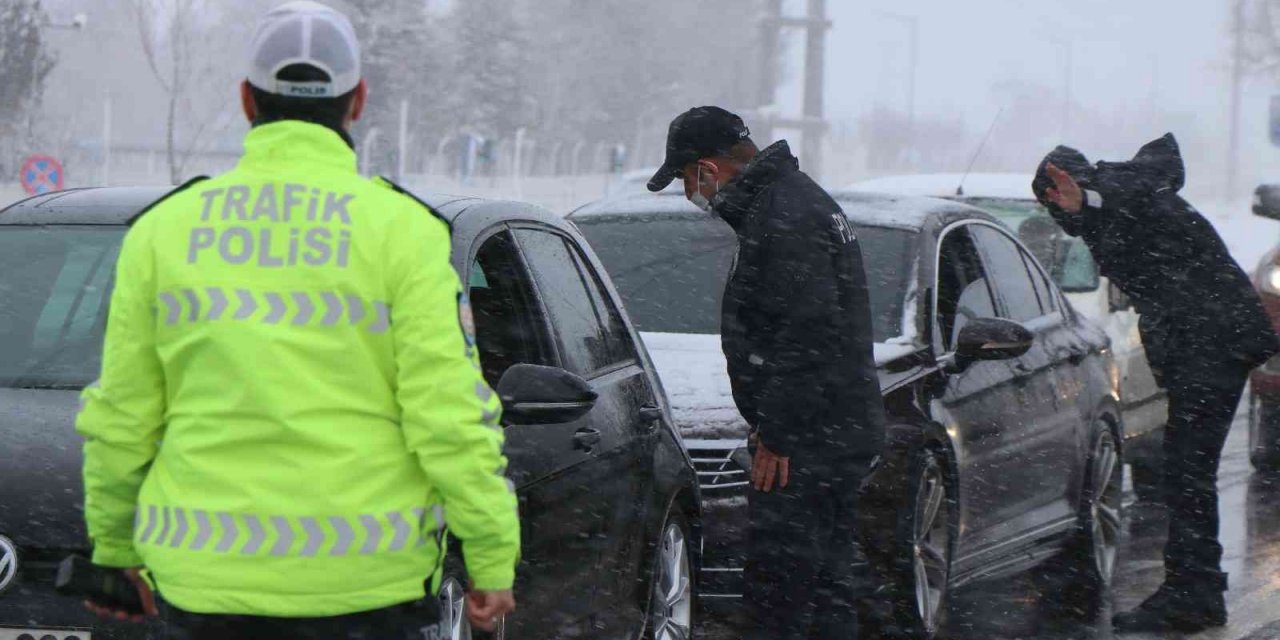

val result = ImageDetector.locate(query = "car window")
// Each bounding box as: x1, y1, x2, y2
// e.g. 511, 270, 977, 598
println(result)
1058, 238, 1100, 292
574, 212, 918, 342
936, 226, 997, 351
0, 227, 124, 389
1022, 249, 1057, 314
469, 231, 553, 387
565, 241, 637, 365
971, 225, 1045, 323
514, 228, 633, 376
968, 197, 1100, 293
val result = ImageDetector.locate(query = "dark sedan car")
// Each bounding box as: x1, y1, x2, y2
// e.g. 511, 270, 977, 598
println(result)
0, 187, 699, 640
570, 190, 1125, 638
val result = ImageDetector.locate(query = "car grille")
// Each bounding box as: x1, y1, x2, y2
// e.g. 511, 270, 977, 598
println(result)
685, 439, 750, 492
11, 546, 69, 588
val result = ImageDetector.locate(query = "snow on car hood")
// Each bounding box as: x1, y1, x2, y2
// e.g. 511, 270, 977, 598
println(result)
642, 332, 914, 440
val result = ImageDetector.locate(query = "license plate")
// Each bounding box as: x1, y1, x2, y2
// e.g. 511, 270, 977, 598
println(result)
0, 627, 91, 640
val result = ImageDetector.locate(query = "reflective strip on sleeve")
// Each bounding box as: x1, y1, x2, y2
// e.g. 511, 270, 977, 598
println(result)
157, 289, 391, 334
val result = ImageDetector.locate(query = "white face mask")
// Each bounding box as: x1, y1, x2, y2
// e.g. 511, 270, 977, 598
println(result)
689, 165, 717, 212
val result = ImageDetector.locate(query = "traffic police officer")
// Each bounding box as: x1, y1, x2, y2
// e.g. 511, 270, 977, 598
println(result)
76, 2, 519, 637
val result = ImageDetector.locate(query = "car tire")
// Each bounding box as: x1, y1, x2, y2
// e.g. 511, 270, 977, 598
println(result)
646, 509, 697, 640
1055, 422, 1123, 620
871, 447, 953, 640
1249, 392, 1280, 475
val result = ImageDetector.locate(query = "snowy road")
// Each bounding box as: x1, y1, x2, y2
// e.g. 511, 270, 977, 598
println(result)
699, 401, 1280, 639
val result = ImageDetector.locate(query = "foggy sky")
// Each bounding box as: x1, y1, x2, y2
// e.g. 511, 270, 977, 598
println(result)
32, 0, 1280, 194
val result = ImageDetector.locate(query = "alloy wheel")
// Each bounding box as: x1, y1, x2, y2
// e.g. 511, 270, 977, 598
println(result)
439, 576, 473, 640
651, 521, 693, 640
1088, 431, 1122, 585
912, 456, 950, 635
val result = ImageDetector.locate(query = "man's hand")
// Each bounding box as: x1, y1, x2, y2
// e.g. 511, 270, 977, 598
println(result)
82, 567, 158, 623
466, 589, 515, 632
1043, 163, 1084, 213
751, 442, 790, 492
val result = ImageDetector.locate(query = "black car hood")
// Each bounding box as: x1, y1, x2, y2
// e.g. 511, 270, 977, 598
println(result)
0, 388, 89, 550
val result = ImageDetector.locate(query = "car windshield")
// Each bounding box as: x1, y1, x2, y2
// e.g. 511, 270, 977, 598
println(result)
0, 226, 125, 390
574, 212, 917, 342
956, 197, 1099, 293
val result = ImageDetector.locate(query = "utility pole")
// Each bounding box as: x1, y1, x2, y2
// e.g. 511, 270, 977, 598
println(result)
756, 0, 782, 144
1228, 0, 1245, 197
755, 0, 830, 178
1046, 37, 1074, 140
801, 0, 829, 178
877, 12, 919, 167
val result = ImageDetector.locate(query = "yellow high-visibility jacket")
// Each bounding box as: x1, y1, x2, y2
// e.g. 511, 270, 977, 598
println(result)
76, 120, 519, 617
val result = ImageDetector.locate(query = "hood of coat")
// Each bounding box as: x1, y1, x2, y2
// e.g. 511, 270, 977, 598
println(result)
1032, 133, 1186, 237
711, 140, 798, 231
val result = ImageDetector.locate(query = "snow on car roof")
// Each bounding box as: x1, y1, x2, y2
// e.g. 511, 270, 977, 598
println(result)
846, 173, 1037, 201
571, 188, 965, 231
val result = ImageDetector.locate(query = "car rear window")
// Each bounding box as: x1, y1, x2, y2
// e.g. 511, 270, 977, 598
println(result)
0, 226, 125, 389
573, 212, 917, 342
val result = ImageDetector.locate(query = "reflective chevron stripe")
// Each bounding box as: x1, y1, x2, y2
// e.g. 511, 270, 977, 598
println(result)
156, 288, 390, 334
137, 507, 438, 557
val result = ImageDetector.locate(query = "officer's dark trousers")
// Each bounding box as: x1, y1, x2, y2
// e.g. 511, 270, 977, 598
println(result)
161, 599, 440, 640
742, 462, 864, 640
1160, 356, 1250, 587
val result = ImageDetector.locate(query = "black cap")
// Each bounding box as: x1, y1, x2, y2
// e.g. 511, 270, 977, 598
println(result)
647, 106, 753, 192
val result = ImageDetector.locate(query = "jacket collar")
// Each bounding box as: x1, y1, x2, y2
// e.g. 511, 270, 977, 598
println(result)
712, 140, 798, 231
238, 120, 358, 174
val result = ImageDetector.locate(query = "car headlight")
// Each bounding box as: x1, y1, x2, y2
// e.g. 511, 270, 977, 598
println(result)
1262, 264, 1280, 296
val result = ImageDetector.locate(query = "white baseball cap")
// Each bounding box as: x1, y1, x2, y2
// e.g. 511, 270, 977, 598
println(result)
247, 1, 361, 98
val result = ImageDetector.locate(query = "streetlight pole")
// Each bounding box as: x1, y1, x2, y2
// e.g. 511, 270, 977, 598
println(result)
1228, 0, 1245, 196
877, 12, 919, 165
1047, 36, 1074, 139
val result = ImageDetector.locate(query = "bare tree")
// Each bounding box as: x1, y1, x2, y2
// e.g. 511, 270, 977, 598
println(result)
132, 0, 253, 183
1242, 0, 1280, 75
0, 0, 56, 176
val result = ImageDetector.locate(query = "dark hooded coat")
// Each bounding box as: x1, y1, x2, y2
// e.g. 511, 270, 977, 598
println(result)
714, 141, 885, 463
1034, 134, 1278, 379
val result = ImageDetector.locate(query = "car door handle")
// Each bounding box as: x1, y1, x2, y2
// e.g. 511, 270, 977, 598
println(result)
573, 428, 602, 451
639, 405, 663, 425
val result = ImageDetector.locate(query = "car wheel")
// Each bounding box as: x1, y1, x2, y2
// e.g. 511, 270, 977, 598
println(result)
880, 448, 953, 640
1249, 392, 1280, 474
647, 510, 695, 640
1057, 423, 1123, 618
439, 576, 475, 640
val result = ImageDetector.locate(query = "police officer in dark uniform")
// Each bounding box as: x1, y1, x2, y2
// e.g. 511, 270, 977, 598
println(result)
1034, 134, 1279, 633
648, 107, 886, 640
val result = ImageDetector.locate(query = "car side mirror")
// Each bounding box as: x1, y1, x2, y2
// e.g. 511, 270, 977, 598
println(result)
955, 318, 1034, 365
1254, 184, 1280, 221
496, 364, 598, 426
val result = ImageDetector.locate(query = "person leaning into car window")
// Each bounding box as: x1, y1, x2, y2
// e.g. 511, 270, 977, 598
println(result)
1034, 135, 1279, 634
75, 2, 518, 637
648, 106, 887, 640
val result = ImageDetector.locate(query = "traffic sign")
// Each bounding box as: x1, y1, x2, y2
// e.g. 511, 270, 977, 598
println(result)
19, 154, 64, 196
